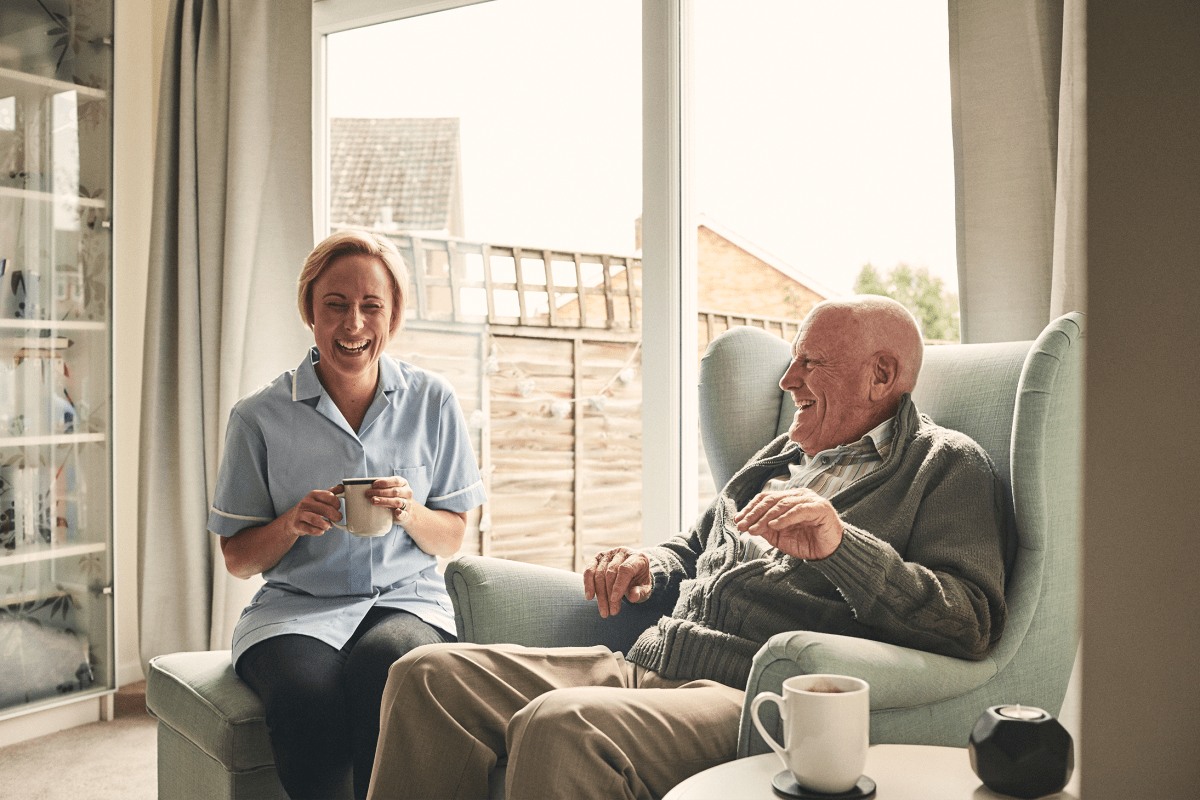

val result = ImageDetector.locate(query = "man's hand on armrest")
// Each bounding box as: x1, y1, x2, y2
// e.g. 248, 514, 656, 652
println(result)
583, 546, 652, 618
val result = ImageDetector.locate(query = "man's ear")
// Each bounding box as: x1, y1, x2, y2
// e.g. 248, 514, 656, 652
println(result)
868, 352, 900, 401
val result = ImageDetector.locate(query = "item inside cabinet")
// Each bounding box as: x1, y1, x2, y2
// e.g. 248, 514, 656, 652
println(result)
1, 456, 77, 551
0, 615, 92, 708
0, 343, 76, 436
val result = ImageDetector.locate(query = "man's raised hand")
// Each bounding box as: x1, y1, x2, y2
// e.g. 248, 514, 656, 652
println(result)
733, 488, 844, 560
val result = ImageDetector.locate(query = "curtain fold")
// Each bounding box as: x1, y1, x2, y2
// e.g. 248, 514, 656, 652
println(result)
138, 0, 314, 670
1050, 0, 1086, 319
949, 0, 1086, 343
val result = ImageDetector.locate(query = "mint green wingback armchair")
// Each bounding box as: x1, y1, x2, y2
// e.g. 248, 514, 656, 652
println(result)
444, 312, 1084, 768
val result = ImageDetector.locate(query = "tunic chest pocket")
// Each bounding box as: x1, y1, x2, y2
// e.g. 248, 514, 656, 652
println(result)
393, 465, 431, 505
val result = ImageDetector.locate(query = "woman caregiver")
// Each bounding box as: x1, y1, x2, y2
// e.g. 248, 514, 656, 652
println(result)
207, 230, 487, 800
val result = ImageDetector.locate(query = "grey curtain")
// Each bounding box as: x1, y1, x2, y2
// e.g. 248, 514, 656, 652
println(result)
138, 0, 314, 670
949, 0, 1086, 343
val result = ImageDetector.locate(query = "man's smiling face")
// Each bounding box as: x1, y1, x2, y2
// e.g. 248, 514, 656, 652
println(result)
779, 307, 877, 456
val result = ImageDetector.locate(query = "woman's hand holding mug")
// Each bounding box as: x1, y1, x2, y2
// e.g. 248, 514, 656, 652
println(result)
332, 476, 413, 536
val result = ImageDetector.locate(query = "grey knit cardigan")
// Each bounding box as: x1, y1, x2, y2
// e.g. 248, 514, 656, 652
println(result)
625, 394, 1010, 689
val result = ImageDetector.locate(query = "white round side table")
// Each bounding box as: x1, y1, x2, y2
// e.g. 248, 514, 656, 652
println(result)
663, 744, 1081, 800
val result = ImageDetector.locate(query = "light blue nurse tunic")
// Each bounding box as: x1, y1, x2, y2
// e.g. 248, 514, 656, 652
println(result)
207, 347, 487, 667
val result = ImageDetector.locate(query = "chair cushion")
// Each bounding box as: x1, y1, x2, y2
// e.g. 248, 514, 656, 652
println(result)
911, 338, 1031, 495
146, 650, 275, 773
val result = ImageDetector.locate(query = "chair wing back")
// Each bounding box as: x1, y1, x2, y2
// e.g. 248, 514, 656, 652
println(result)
699, 324, 1035, 498
976, 312, 1084, 711
699, 326, 795, 490
910, 340, 1031, 513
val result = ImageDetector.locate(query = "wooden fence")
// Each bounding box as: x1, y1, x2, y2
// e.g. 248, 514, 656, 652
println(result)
377, 230, 800, 573
699, 311, 801, 351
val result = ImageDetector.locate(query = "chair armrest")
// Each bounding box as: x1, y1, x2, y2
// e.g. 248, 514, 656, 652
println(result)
444, 555, 663, 653
738, 630, 998, 756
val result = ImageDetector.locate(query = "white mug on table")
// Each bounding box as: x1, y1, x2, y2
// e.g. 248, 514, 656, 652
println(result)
750, 673, 869, 794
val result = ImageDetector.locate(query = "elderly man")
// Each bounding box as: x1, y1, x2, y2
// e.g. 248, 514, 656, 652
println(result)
367, 296, 1008, 800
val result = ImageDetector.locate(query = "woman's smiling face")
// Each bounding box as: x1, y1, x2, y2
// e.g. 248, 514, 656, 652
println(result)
310, 253, 397, 388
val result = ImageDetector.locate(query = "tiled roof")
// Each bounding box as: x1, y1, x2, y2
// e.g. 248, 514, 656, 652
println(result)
329, 117, 460, 231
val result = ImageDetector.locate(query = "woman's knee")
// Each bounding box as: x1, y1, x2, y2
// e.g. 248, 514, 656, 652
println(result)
271, 674, 350, 736
239, 638, 344, 723
345, 614, 451, 686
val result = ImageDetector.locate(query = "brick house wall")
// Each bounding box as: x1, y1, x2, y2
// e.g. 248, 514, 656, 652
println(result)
697, 224, 826, 320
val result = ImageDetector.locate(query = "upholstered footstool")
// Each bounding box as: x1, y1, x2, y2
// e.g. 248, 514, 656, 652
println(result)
146, 650, 289, 800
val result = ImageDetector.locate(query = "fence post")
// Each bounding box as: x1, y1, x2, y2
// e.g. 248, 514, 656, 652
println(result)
479, 330, 493, 558
410, 236, 429, 320
626, 258, 640, 329
574, 253, 588, 327
601, 254, 615, 327
543, 249, 558, 326
481, 244, 496, 322
513, 246, 530, 325
447, 239, 463, 322
572, 336, 585, 572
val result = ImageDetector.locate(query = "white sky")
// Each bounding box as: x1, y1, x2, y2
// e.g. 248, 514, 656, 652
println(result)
326, 0, 957, 297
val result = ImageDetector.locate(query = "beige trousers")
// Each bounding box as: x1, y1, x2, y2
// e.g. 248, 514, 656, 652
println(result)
366, 643, 745, 800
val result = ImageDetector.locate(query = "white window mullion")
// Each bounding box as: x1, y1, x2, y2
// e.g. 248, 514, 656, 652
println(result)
311, 26, 329, 243
641, 0, 696, 544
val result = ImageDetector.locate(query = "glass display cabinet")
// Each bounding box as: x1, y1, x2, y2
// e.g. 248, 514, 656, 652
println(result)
0, 0, 114, 719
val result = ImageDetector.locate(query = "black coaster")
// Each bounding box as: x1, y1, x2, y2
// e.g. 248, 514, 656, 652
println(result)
771, 771, 877, 799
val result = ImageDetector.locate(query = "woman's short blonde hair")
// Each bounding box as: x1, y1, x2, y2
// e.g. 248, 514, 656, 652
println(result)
297, 229, 410, 336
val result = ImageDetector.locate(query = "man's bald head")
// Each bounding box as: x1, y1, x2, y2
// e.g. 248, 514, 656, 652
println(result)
779, 296, 925, 454
806, 295, 925, 394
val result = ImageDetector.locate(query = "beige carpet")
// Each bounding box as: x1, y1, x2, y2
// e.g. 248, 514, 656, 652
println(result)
0, 684, 156, 800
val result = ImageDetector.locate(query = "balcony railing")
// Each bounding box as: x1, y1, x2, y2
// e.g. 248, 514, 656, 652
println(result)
355, 229, 642, 338
698, 310, 801, 351
347, 227, 806, 349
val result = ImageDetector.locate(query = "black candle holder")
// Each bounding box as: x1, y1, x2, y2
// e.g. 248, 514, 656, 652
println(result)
968, 705, 1074, 798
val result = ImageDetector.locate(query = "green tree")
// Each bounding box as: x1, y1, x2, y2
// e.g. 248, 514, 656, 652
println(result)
854, 263, 890, 297
853, 262, 960, 342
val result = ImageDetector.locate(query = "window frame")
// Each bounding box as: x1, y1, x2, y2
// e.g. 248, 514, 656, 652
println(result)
311, 0, 698, 545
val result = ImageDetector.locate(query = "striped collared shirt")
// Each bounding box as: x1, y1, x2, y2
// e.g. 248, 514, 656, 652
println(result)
741, 416, 896, 561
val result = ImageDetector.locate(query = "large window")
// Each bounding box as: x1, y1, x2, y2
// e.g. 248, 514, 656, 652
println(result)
690, 0, 957, 508
317, 0, 645, 571
323, 1, 641, 260
314, 0, 957, 562
693, 1, 956, 303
